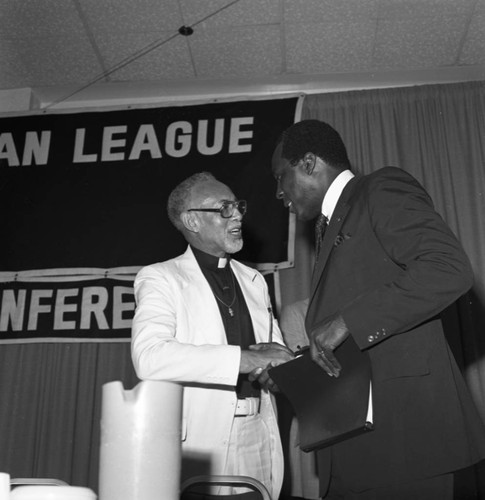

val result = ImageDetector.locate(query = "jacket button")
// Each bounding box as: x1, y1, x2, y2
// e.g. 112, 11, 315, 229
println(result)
367, 335, 375, 342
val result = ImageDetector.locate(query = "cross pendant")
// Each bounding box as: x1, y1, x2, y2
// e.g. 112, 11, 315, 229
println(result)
228, 307, 234, 317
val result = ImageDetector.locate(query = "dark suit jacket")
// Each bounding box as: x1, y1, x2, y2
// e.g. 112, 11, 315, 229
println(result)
306, 167, 485, 493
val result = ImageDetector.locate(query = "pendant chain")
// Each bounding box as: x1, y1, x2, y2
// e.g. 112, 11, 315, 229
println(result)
212, 269, 237, 317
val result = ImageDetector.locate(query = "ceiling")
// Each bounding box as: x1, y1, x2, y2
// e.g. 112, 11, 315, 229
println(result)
1, 0, 485, 107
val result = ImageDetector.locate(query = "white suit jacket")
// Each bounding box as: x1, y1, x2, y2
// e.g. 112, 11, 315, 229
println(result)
131, 246, 284, 498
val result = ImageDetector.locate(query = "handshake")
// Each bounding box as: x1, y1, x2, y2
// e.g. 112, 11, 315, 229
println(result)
240, 342, 295, 392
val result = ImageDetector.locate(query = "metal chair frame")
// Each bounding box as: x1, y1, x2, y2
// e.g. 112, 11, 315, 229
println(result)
181, 475, 271, 500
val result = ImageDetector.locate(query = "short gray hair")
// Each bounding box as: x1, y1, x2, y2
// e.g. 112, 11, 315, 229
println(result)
167, 171, 217, 231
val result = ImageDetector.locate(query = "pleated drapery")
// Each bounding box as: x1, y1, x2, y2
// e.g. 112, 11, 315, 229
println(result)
0, 342, 138, 491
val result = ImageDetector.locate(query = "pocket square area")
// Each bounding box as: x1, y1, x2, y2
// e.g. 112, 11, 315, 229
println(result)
334, 232, 351, 246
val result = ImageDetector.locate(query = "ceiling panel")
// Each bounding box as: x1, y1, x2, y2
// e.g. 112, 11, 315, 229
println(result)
0, 34, 101, 88
376, 0, 476, 19
180, 0, 281, 27
95, 32, 194, 82
0, 0, 483, 98
0, 0, 85, 38
191, 24, 282, 78
79, 0, 183, 34
460, 4, 485, 64
283, 0, 379, 23
286, 20, 376, 74
374, 15, 470, 69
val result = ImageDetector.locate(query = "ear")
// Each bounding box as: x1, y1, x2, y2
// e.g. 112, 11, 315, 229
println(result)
181, 211, 199, 233
301, 152, 317, 175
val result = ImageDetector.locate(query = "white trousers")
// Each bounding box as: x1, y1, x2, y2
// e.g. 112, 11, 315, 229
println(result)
222, 413, 272, 497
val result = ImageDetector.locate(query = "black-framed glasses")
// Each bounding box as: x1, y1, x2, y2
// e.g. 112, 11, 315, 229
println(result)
187, 200, 247, 218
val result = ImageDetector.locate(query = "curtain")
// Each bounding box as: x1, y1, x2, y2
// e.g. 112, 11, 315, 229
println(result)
0, 342, 139, 491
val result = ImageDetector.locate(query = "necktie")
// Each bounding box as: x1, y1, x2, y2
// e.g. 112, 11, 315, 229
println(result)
315, 214, 328, 259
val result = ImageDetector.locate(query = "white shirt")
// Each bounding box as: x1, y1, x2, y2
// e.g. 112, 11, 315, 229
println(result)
321, 169, 355, 221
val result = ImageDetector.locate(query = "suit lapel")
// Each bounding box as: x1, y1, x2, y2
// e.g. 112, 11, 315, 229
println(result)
230, 261, 272, 343
176, 247, 228, 343
308, 177, 359, 324
175, 247, 269, 344
309, 205, 349, 293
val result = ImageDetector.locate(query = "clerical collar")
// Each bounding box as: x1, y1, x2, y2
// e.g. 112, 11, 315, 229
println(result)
191, 245, 230, 270
322, 169, 354, 221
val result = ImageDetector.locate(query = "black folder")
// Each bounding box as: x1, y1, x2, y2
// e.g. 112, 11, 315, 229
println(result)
269, 336, 373, 452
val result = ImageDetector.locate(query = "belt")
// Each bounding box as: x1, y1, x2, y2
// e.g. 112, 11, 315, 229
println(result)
235, 397, 260, 417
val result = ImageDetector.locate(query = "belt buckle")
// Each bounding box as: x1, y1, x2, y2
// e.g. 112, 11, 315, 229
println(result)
235, 397, 259, 416
248, 397, 258, 415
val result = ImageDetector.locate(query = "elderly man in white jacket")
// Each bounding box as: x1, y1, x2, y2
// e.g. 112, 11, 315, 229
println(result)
131, 172, 293, 499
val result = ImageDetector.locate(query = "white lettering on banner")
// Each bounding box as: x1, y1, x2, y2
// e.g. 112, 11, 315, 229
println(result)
54, 288, 79, 330
23, 131, 51, 165
73, 128, 97, 163
229, 117, 254, 153
128, 125, 162, 160
0, 289, 26, 330
0, 286, 135, 333
197, 119, 224, 155
1, 116, 256, 168
166, 121, 191, 157
0, 131, 51, 167
71, 117, 255, 163
112, 287, 134, 329
80, 287, 109, 330
102, 126, 127, 162
0, 133, 18, 166
28, 289, 53, 330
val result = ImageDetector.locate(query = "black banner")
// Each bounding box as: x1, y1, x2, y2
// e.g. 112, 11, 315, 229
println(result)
0, 96, 301, 342
0, 278, 134, 342
1, 97, 300, 269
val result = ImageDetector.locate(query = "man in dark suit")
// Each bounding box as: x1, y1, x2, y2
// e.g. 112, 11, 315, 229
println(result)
271, 119, 485, 499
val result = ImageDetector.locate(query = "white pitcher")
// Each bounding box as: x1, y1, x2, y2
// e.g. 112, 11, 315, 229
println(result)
98, 380, 183, 500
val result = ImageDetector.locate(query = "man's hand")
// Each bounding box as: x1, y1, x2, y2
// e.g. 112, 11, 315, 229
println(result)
240, 342, 294, 391
248, 365, 279, 392
309, 313, 350, 377
240, 342, 294, 373
247, 342, 294, 355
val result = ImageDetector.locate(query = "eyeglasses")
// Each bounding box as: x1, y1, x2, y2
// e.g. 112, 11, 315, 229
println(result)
187, 200, 247, 218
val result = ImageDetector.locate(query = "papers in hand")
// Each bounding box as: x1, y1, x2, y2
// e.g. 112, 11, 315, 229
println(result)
269, 337, 373, 452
